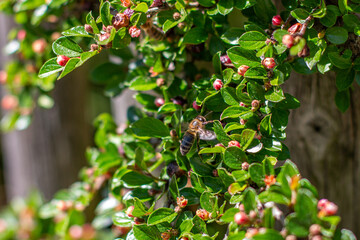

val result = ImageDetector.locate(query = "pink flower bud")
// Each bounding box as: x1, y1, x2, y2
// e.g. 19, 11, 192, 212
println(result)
213, 79, 223, 90
234, 212, 249, 225
228, 140, 241, 148
129, 26, 141, 38
237, 65, 249, 76
272, 15, 283, 26
262, 58, 276, 69
57, 55, 70, 66
282, 34, 294, 48
154, 98, 165, 107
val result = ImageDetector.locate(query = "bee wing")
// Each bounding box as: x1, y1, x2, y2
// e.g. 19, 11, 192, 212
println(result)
198, 128, 216, 141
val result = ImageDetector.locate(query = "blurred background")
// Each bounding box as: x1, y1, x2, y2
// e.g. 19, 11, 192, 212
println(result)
0, 1, 360, 237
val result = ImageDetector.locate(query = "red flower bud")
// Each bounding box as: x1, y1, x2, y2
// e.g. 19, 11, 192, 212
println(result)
234, 212, 249, 225
177, 196, 188, 208
192, 101, 201, 111
317, 199, 329, 209
32, 38, 47, 54
288, 23, 302, 35
129, 26, 141, 38
262, 58, 276, 69
196, 209, 210, 221
282, 34, 294, 48
237, 65, 249, 76
323, 202, 338, 216
213, 79, 223, 90
242, 162, 250, 170
173, 12, 181, 20
272, 15, 283, 26
113, 13, 129, 30
57, 55, 70, 66
1, 95, 18, 110
150, 0, 164, 7
17, 29, 27, 41
84, 24, 93, 34
309, 224, 321, 235
228, 140, 241, 148
154, 98, 165, 107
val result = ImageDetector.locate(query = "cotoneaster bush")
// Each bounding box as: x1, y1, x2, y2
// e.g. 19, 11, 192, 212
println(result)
0, 0, 359, 239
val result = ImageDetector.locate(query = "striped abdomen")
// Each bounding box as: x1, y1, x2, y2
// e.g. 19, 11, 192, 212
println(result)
180, 131, 196, 155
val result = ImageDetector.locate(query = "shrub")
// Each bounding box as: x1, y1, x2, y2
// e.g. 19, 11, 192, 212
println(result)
0, 0, 359, 239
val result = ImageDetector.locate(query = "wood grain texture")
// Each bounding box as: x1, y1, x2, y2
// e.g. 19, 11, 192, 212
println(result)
284, 71, 359, 235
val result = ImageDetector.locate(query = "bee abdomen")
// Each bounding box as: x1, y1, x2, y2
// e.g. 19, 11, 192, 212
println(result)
180, 132, 195, 155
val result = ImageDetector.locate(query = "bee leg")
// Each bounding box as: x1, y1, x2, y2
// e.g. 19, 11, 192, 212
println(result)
203, 120, 214, 125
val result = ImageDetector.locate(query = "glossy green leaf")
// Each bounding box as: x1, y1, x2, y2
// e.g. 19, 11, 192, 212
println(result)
223, 147, 247, 169
326, 27, 348, 45
131, 117, 170, 138
52, 37, 83, 57
238, 31, 267, 50
38, 57, 63, 78
147, 208, 178, 225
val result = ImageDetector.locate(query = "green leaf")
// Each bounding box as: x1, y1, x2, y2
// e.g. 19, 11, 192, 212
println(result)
295, 189, 317, 220
52, 37, 83, 57
244, 67, 268, 79
131, 117, 170, 138
169, 175, 180, 201
117, 170, 154, 187
213, 120, 232, 145
200, 192, 216, 213
253, 229, 284, 240
199, 146, 225, 154
243, 187, 257, 212
338, 0, 349, 14
38, 57, 63, 78
86, 11, 100, 34
240, 129, 256, 150
113, 211, 133, 227
291, 8, 310, 21
217, 0, 233, 15
134, 2, 148, 12
232, 170, 250, 182
285, 213, 309, 237
234, 0, 256, 9
62, 26, 92, 38
147, 208, 178, 225
227, 46, 261, 68
238, 31, 267, 50
335, 89, 350, 112
253, 0, 276, 23
221, 28, 245, 45
326, 27, 348, 45
212, 51, 222, 74
221, 106, 253, 120
221, 87, 239, 105
249, 163, 265, 186
190, 156, 215, 177
100, 1, 112, 26
260, 115, 272, 136
328, 52, 352, 69
343, 14, 360, 32
301, 0, 321, 8
133, 225, 162, 240
247, 82, 265, 100
183, 28, 208, 44
129, 76, 157, 91
265, 88, 286, 102
58, 58, 80, 79
336, 68, 355, 91
223, 147, 247, 169
133, 197, 148, 217
198, 0, 216, 7
220, 208, 239, 223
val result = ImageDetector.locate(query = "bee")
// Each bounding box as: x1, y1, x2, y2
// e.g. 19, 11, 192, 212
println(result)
141, 18, 165, 41
180, 116, 217, 156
